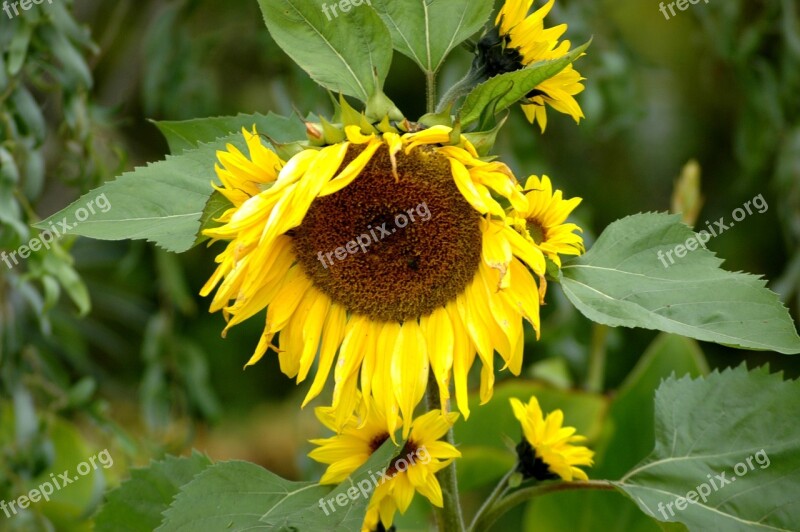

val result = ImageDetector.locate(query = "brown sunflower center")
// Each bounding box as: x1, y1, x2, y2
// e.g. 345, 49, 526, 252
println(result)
292, 144, 482, 322
526, 219, 546, 245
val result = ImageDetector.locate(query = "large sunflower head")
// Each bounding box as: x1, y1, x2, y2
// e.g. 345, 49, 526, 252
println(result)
512, 174, 584, 267
309, 397, 460, 532
202, 123, 546, 434
477, 0, 585, 132
510, 396, 594, 481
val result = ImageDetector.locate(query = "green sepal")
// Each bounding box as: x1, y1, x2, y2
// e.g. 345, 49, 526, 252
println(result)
463, 111, 509, 156
419, 102, 455, 128
339, 94, 378, 135
321, 117, 346, 144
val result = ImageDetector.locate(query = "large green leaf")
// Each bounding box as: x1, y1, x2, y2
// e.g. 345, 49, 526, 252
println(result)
459, 40, 590, 128
153, 112, 306, 154
559, 213, 800, 354
614, 365, 800, 531
371, 0, 493, 75
158, 437, 402, 531
94, 453, 212, 532
258, 0, 393, 101
34, 133, 244, 253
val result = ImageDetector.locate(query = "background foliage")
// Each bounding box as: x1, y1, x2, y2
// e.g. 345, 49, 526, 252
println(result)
0, 0, 798, 530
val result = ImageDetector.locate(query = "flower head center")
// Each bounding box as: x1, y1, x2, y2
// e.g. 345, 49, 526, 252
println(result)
526, 219, 546, 245
476, 26, 526, 77
292, 144, 482, 322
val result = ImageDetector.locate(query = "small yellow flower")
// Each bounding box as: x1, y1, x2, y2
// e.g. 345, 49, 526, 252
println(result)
309, 397, 460, 532
512, 175, 584, 268
510, 396, 594, 481
488, 0, 586, 132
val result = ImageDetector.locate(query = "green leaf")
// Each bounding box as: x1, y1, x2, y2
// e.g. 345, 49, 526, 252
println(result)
26, 417, 109, 528
371, 0, 494, 75
460, 40, 590, 128
8, 22, 33, 76
158, 437, 402, 531
33, 133, 245, 253
94, 453, 212, 532
614, 365, 800, 531
258, 0, 393, 101
559, 213, 800, 354
43, 250, 91, 316
153, 112, 306, 154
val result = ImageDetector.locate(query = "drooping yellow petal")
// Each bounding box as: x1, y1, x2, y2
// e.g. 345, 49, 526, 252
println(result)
420, 306, 454, 411
302, 304, 347, 407
318, 139, 382, 197
296, 289, 331, 383
448, 301, 475, 419
392, 320, 429, 438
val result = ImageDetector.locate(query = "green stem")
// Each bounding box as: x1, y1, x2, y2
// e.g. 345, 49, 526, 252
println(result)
435, 65, 486, 114
426, 70, 437, 115
586, 323, 608, 393
426, 375, 466, 532
472, 480, 616, 531
423, 66, 462, 532
468, 467, 515, 532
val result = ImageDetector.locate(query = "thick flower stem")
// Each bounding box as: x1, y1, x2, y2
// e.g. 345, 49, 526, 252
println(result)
426, 71, 438, 115
471, 480, 616, 531
426, 375, 466, 532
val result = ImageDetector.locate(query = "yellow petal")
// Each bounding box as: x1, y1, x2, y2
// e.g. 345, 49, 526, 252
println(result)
421, 306, 454, 411
318, 139, 381, 197
302, 304, 347, 407
296, 290, 332, 383
392, 320, 429, 438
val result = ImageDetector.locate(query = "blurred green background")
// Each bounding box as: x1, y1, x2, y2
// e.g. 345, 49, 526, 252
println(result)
0, 0, 798, 530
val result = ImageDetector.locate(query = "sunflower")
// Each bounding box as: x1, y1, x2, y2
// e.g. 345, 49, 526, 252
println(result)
510, 396, 594, 481
511, 174, 584, 267
480, 0, 585, 132
309, 397, 460, 532
201, 124, 546, 434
